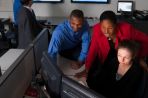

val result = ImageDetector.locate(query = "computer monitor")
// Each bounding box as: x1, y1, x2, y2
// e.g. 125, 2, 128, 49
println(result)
117, 1, 133, 13
32, 28, 49, 73
41, 51, 63, 98
61, 76, 106, 98
0, 45, 34, 98
33, 0, 63, 3
71, 0, 109, 3
41, 52, 106, 98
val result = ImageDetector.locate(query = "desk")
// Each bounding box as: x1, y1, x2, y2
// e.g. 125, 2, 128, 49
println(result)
0, 49, 24, 74
57, 54, 87, 86
0, 18, 10, 23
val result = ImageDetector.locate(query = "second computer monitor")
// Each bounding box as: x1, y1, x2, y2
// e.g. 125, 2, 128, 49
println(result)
41, 52, 106, 98
117, 1, 133, 13
41, 52, 62, 98
61, 76, 106, 98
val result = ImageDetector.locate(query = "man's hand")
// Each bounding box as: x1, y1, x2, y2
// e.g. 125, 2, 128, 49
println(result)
74, 69, 87, 79
71, 61, 83, 70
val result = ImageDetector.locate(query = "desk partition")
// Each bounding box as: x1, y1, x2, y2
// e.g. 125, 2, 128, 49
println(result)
0, 45, 34, 98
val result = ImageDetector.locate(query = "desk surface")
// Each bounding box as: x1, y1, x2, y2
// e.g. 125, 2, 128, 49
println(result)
0, 49, 24, 74
57, 54, 87, 86
0, 18, 10, 24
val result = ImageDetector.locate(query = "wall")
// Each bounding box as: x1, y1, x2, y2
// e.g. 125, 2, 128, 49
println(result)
0, 0, 148, 19
0, 0, 13, 18
32, 0, 117, 18
32, 0, 148, 18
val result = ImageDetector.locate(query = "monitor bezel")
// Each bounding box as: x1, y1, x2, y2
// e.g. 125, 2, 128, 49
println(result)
33, 0, 63, 3
61, 76, 106, 98
117, 1, 134, 13
71, 0, 109, 4
41, 52, 63, 97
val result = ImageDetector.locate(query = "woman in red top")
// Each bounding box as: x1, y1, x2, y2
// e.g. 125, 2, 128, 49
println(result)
75, 10, 148, 78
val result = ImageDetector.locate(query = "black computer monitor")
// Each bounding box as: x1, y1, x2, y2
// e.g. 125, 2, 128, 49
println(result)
61, 76, 106, 98
41, 52, 106, 98
32, 28, 49, 73
41, 51, 63, 98
0, 45, 34, 98
71, 0, 109, 3
117, 1, 133, 13
33, 0, 63, 3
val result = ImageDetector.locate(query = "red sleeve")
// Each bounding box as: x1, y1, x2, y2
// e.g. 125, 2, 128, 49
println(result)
85, 24, 98, 70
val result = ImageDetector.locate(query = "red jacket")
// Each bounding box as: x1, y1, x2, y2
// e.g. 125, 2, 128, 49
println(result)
85, 22, 148, 70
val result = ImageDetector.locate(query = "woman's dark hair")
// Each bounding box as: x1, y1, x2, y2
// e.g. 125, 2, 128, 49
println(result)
117, 40, 140, 57
100, 10, 117, 24
21, 0, 31, 5
70, 9, 84, 19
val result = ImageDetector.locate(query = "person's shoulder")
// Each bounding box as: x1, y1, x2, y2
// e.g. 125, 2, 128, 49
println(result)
18, 6, 27, 16
132, 59, 146, 73
81, 20, 90, 33
57, 20, 68, 28
92, 23, 102, 36
19, 6, 24, 11
93, 23, 100, 29
52, 21, 67, 35
118, 21, 132, 28
19, 6, 29, 13
83, 19, 89, 26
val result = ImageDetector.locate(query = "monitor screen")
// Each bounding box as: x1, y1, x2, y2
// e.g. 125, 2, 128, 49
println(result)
33, 0, 63, 3
0, 45, 34, 98
117, 1, 133, 13
71, 0, 109, 3
61, 76, 106, 98
41, 52, 63, 98
32, 28, 49, 73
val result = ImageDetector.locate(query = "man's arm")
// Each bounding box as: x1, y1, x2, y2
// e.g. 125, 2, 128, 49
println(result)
78, 31, 91, 63
78, 20, 91, 63
48, 27, 63, 58
74, 34, 98, 78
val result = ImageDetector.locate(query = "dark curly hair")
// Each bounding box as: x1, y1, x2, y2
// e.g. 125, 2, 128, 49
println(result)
100, 10, 117, 25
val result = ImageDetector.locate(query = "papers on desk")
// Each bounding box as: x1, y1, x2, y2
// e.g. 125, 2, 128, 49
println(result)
57, 54, 87, 86
57, 54, 85, 76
